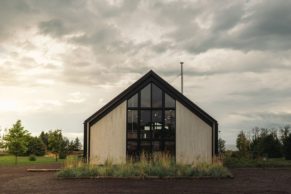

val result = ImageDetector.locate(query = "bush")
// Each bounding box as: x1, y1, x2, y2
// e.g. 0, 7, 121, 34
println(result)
29, 154, 36, 161
59, 151, 67, 159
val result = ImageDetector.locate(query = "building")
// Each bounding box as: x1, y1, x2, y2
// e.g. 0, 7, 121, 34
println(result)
83, 70, 218, 164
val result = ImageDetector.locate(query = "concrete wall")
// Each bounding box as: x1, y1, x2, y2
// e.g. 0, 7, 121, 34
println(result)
89, 101, 126, 164
176, 101, 212, 164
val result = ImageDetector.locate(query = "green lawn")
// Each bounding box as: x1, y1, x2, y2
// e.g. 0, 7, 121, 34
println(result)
0, 155, 65, 166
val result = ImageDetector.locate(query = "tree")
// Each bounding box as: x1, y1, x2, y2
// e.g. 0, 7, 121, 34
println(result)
39, 131, 49, 149
218, 138, 226, 154
73, 137, 82, 151
67, 137, 82, 154
259, 131, 282, 158
0, 127, 4, 149
27, 136, 46, 156
48, 129, 63, 161
236, 131, 250, 158
283, 134, 291, 160
59, 137, 69, 159
67, 140, 75, 154
249, 128, 283, 158
281, 125, 291, 160
250, 127, 266, 158
3, 120, 30, 164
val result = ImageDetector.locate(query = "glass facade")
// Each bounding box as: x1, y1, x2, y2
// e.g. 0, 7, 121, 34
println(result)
127, 83, 176, 160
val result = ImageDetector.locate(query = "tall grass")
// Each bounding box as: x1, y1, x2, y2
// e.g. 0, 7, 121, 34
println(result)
58, 153, 232, 178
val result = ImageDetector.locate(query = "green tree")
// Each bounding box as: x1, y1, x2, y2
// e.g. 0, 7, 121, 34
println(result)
259, 131, 282, 158
73, 137, 82, 151
59, 137, 69, 159
67, 140, 75, 154
281, 125, 291, 160
236, 131, 250, 158
250, 128, 283, 158
283, 134, 291, 160
249, 127, 264, 158
39, 131, 49, 149
0, 127, 4, 149
218, 137, 226, 154
27, 136, 46, 156
67, 137, 82, 154
3, 120, 30, 164
48, 129, 63, 161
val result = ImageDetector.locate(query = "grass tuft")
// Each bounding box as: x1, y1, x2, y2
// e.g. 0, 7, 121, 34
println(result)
57, 153, 232, 178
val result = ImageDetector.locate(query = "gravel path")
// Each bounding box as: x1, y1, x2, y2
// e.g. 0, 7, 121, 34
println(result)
0, 164, 291, 194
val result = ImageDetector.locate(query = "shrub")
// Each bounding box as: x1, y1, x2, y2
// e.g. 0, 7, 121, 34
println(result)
59, 150, 67, 159
29, 154, 36, 161
283, 134, 291, 160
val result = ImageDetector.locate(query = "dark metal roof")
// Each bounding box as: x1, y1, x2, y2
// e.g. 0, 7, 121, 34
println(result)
83, 70, 219, 158
84, 70, 217, 126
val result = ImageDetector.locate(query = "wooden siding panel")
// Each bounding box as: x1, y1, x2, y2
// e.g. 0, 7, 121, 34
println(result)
176, 101, 212, 164
90, 101, 126, 164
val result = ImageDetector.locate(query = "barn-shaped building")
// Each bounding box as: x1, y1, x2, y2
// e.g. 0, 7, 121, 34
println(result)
83, 70, 218, 164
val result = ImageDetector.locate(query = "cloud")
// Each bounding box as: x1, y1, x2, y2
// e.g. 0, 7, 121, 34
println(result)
38, 19, 68, 37
230, 112, 291, 130
1, 0, 291, 144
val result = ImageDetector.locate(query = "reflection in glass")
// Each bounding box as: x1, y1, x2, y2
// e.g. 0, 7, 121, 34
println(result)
127, 110, 138, 139
128, 93, 138, 107
152, 84, 162, 107
165, 110, 175, 139
152, 110, 162, 139
140, 110, 151, 139
127, 82, 176, 159
165, 93, 175, 108
141, 84, 151, 107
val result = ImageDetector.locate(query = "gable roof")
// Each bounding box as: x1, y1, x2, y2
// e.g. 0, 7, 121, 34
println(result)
85, 70, 217, 126
84, 70, 219, 157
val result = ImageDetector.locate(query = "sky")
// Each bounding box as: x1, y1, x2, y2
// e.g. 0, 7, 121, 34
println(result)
0, 0, 291, 146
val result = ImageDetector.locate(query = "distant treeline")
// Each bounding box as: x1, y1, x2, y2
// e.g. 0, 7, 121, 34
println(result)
233, 126, 291, 160
0, 120, 82, 163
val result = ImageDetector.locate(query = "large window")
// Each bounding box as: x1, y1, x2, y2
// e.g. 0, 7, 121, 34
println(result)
127, 83, 176, 160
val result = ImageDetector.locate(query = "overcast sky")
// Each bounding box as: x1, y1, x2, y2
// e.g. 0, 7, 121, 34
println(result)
0, 0, 291, 146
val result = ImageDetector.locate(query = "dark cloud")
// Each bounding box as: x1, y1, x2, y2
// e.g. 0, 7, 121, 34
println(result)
154, 0, 291, 53
38, 19, 68, 37
1, 0, 291, 144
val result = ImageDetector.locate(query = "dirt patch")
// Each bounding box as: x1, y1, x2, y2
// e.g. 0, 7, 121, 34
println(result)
0, 164, 291, 194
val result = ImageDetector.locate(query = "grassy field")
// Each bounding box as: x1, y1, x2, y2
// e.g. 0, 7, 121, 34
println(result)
224, 157, 291, 168
0, 155, 65, 166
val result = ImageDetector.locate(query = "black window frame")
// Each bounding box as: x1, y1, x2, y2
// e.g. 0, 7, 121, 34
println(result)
126, 82, 176, 160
